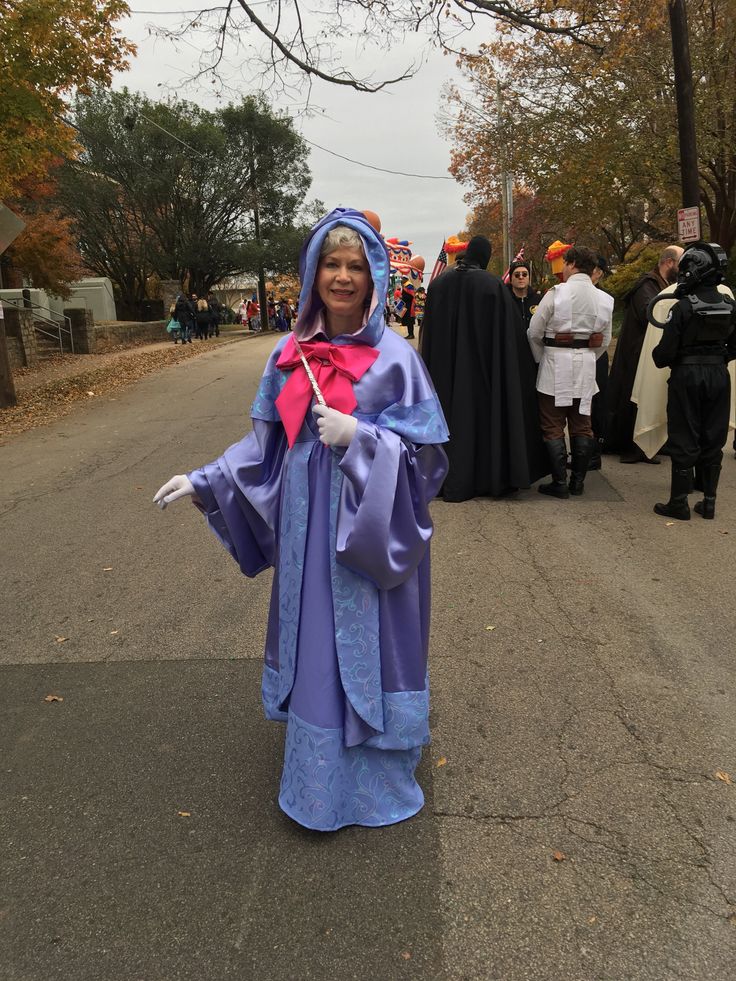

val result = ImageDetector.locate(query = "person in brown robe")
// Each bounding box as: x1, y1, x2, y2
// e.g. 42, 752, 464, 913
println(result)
605, 245, 683, 462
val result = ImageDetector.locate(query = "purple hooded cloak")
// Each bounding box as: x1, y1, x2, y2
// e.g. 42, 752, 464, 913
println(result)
188, 207, 449, 830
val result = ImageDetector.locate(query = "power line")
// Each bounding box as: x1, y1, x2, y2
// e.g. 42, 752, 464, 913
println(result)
302, 137, 454, 180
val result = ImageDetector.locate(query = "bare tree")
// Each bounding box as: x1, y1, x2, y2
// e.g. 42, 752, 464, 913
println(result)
148, 1, 611, 97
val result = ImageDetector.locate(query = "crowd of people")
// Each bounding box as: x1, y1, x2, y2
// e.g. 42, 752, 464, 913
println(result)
419, 236, 736, 519
237, 294, 296, 333
169, 291, 223, 344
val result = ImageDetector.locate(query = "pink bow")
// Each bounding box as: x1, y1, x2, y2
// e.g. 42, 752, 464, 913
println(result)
275, 337, 379, 447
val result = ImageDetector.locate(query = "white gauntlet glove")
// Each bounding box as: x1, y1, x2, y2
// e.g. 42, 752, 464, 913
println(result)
312, 404, 358, 447
153, 474, 196, 509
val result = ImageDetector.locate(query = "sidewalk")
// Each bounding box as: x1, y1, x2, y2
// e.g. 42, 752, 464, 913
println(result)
1, 330, 254, 442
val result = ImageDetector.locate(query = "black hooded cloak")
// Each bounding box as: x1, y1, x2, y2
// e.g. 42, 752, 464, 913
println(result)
605, 268, 667, 452
420, 237, 548, 501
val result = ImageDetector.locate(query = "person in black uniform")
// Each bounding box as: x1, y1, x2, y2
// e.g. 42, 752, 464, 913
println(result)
651, 242, 736, 520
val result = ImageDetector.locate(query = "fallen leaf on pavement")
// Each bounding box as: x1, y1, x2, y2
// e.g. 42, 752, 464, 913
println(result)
400, 952, 412, 960
86, 391, 95, 397
552, 850, 566, 862
54, 635, 68, 643
44, 694, 64, 703
715, 771, 732, 785
436, 757, 447, 767
665, 521, 675, 527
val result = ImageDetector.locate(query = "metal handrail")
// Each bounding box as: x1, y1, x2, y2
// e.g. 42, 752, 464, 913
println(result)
0, 296, 75, 355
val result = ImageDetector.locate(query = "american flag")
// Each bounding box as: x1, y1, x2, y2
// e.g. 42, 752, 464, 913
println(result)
429, 243, 448, 283
502, 245, 526, 284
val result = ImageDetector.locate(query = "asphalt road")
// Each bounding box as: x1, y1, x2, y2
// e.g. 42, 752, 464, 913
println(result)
1, 332, 735, 981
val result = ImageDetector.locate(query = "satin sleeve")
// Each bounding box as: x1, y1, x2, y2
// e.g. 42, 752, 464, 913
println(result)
188, 418, 287, 577
336, 421, 448, 591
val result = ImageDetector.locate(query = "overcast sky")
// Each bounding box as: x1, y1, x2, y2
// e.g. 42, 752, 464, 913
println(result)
114, 2, 490, 273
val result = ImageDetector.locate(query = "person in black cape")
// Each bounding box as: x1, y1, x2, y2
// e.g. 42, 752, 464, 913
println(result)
420, 235, 548, 501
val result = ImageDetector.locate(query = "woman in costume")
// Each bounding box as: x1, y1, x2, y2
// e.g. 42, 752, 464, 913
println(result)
153, 208, 449, 831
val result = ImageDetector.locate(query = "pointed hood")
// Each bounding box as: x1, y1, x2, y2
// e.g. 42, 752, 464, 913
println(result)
295, 207, 390, 347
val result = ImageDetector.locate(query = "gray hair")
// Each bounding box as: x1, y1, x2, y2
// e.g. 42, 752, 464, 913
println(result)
320, 225, 364, 257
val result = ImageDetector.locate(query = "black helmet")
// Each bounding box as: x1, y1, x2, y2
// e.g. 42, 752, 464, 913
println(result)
677, 242, 728, 288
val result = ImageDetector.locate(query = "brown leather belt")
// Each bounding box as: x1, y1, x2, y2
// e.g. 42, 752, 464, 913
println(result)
544, 332, 603, 348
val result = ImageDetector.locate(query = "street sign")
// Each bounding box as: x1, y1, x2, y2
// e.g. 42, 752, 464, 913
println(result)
0, 202, 26, 254
677, 206, 701, 242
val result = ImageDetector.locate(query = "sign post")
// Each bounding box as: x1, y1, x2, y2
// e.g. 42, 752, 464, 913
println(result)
677, 206, 701, 243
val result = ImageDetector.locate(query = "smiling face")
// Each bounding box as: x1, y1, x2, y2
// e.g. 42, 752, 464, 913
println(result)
316, 244, 372, 333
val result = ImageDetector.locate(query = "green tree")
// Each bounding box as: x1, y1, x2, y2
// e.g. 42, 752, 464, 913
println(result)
58, 90, 312, 307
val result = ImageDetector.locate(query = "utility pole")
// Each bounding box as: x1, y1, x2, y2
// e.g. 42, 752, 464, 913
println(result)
248, 135, 270, 330
496, 81, 510, 268
668, 0, 700, 213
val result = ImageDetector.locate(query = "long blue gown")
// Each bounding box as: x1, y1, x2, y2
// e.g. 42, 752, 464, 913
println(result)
188, 208, 449, 830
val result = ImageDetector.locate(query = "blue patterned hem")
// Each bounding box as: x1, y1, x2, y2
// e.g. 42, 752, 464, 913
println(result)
362, 689, 430, 750
278, 710, 424, 832
261, 666, 430, 750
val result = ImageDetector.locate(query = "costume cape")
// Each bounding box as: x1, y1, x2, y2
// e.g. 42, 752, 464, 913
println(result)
421, 263, 548, 501
187, 208, 449, 831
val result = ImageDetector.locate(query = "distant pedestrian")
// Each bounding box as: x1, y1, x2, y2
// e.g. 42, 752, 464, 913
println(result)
174, 292, 193, 343
246, 295, 260, 331
280, 299, 293, 330
207, 292, 222, 337
195, 297, 211, 339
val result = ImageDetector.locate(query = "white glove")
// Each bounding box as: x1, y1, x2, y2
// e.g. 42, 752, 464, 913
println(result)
153, 474, 196, 509
312, 404, 358, 447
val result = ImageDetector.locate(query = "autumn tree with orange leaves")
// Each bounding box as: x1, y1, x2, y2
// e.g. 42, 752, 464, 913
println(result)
0, 0, 134, 406
0, 0, 135, 198
1, 171, 87, 297
445, 0, 736, 261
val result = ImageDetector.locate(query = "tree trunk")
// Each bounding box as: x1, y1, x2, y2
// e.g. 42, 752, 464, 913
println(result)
0, 316, 18, 408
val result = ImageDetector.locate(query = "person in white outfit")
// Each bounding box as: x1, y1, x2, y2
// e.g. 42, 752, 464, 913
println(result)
527, 246, 613, 498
